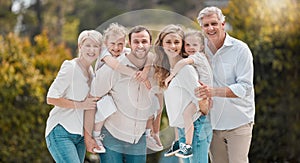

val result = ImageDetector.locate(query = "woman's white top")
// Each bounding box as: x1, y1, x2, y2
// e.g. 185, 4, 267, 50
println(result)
45, 59, 93, 137
164, 65, 202, 128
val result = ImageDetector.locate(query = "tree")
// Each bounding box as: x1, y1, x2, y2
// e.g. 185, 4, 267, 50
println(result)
0, 31, 71, 162
225, 0, 300, 162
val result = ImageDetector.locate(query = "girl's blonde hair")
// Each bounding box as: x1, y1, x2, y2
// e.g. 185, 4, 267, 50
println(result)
154, 24, 185, 89
183, 29, 205, 56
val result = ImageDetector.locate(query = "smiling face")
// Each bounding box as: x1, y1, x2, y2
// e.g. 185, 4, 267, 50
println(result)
128, 30, 151, 59
201, 13, 226, 50
184, 35, 203, 55
79, 38, 101, 63
162, 33, 183, 58
105, 33, 126, 57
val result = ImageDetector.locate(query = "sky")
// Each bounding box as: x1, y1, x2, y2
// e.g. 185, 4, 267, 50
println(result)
11, 0, 36, 13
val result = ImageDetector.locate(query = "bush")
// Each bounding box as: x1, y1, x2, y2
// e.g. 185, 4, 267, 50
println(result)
0, 31, 71, 162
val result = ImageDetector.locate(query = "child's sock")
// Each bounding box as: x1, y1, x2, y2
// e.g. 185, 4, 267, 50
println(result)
93, 131, 101, 137
145, 129, 151, 136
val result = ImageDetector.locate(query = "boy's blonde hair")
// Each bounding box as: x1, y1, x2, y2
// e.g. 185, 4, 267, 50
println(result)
103, 23, 127, 42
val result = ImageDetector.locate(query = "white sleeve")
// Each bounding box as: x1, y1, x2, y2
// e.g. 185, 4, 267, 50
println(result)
176, 66, 201, 104
47, 60, 73, 98
90, 65, 114, 98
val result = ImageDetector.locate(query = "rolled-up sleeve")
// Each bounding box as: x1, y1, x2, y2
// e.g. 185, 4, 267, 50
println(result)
229, 46, 254, 98
47, 60, 73, 98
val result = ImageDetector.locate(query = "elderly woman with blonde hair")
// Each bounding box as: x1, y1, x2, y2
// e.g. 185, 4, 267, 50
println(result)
45, 30, 102, 163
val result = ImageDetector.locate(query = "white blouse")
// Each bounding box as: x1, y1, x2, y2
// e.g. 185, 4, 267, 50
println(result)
45, 59, 93, 137
164, 65, 201, 128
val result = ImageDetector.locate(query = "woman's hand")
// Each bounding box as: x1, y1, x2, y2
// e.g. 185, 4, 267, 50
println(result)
76, 96, 100, 110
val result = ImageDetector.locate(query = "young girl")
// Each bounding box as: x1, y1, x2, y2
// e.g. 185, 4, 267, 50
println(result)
163, 29, 213, 162
91, 23, 161, 153
165, 29, 213, 92
45, 30, 102, 162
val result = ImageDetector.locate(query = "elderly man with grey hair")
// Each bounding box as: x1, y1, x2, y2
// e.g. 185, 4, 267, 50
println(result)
195, 6, 255, 163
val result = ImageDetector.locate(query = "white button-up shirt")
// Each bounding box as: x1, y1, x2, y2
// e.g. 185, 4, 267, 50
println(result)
205, 33, 255, 130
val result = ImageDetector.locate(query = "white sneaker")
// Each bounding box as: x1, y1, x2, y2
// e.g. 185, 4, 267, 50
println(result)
146, 135, 163, 151
93, 133, 106, 153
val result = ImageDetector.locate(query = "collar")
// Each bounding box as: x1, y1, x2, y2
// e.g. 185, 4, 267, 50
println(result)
223, 33, 235, 47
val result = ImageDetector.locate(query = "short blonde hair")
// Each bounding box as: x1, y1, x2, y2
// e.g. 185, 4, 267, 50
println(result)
78, 30, 103, 46
103, 23, 127, 42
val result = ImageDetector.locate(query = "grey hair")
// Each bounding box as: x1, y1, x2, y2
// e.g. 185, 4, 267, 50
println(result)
197, 6, 225, 26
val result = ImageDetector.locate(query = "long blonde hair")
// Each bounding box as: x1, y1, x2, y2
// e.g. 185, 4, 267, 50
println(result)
154, 24, 184, 89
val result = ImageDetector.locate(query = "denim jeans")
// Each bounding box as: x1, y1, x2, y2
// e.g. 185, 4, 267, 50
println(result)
178, 115, 213, 163
99, 127, 147, 163
45, 124, 86, 163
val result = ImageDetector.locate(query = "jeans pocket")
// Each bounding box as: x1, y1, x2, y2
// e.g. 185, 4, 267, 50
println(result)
45, 136, 51, 148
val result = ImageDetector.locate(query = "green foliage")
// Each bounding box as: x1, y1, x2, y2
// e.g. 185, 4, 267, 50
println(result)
0, 32, 71, 162
225, 0, 300, 162
0, 1, 17, 35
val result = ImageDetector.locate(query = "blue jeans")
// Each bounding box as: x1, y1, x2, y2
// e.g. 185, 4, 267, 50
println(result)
45, 124, 86, 163
178, 115, 212, 163
99, 127, 147, 163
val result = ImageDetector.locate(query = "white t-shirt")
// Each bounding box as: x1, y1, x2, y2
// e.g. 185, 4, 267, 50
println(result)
45, 59, 94, 137
164, 65, 201, 128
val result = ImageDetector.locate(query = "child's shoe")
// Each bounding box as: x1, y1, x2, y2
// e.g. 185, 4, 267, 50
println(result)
164, 140, 180, 157
92, 132, 106, 153
146, 135, 163, 151
175, 143, 193, 158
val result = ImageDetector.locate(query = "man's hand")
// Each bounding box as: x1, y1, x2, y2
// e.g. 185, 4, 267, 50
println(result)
195, 81, 212, 99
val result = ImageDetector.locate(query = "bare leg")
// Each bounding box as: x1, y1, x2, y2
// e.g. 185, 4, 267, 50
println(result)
183, 102, 197, 145
94, 121, 104, 132
152, 94, 164, 146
